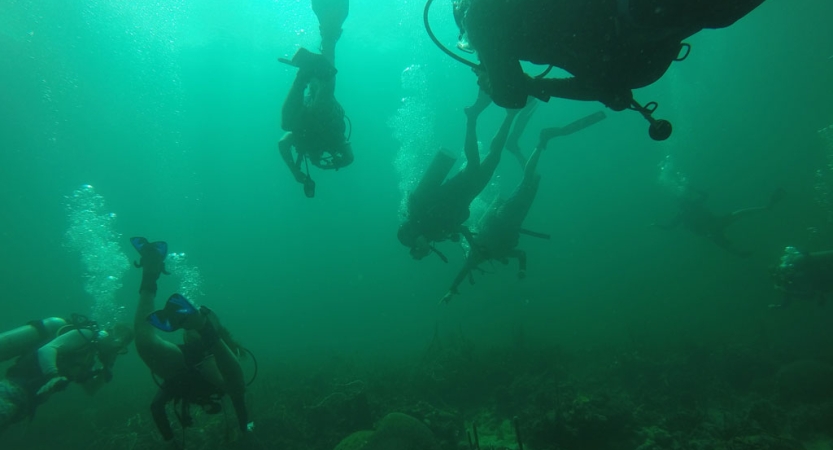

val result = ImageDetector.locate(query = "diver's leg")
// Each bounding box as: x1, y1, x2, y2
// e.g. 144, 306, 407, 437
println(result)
539, 111, 607, 147
506, 97, 538, 169
312, 0, 348, 65
465, 88, 492, 119
459, 108, 519, 203
134, 292, 186, 380
501, 167, 542, 234
462, 96, 484, 170
281, 71, 312, 132
524, 139, 545, 181
480, 108, 519, 174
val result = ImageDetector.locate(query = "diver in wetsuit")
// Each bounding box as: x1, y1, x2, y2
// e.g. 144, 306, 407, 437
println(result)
655, 188, 784, 257
0, 318, 132, 433
770, 246, 833, 308
398, 89, 518, 261
279, 0, 353, 198
446, 0, 765, 139
130, 237, 253, 446
441, 110, 607, 303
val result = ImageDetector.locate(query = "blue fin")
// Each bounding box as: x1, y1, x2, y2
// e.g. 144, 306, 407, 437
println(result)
147, 311, 176, 332
151, 241, 168, 258
130, 237, 149, 253
147, 294, 198, 332
167, 293, 198, 316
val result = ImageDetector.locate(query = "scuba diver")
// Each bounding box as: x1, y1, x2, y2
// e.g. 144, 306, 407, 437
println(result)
441, 110, 607, 303
432, 0, 765, 140
654, 187, 785, 257
130, 237, 254, 446
0, 316, 133, 433
279, 0, 353, 198
770, 246, 833, 308
398, 89, 518, 261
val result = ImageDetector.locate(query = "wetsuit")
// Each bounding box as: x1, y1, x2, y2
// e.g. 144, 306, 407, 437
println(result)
1, 329, 98, 432
463, 0, 765, 108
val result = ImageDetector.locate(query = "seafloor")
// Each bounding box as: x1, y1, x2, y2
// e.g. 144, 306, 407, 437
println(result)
13, 325, 833, 450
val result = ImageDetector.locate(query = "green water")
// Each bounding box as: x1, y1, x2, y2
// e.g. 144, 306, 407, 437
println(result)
1, 0, 833, 449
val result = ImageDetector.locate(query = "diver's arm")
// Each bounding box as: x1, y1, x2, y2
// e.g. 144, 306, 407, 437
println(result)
511, 249, 527, 278
201, 325, 249, 431
528, 77, 597, 102
442, 264, 473, 304
528, 77, 632, 111
279, 133, 307, 184
281, 73, 309, 132
229, 392, 250, 432
449, 264, 471, 294
476, 48, 529, 109
37, 329, 94, 378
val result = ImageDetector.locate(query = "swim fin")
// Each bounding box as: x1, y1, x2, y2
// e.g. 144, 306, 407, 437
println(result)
312, 0, 349, 32
147, 294, 199, 332
130, 237, 170, 274
539, 111, 607, 143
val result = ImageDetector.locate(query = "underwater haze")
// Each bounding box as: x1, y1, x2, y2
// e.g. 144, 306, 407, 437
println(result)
2, 0, 833, 449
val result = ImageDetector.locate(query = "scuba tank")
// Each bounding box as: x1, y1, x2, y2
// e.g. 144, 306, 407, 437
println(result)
414, 149, 456, 199
0, 317, 68, 363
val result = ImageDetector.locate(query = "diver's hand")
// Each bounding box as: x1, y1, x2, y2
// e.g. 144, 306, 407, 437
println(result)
517, 270, 527, 280
36, 376, 70, 402
293, 170, 308, 184
440, 291, 455, 305
600, 89, 633, 112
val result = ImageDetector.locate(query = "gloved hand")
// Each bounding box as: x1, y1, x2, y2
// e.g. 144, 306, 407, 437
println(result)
303, 177, 316, 198
36, 376, 70, 402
